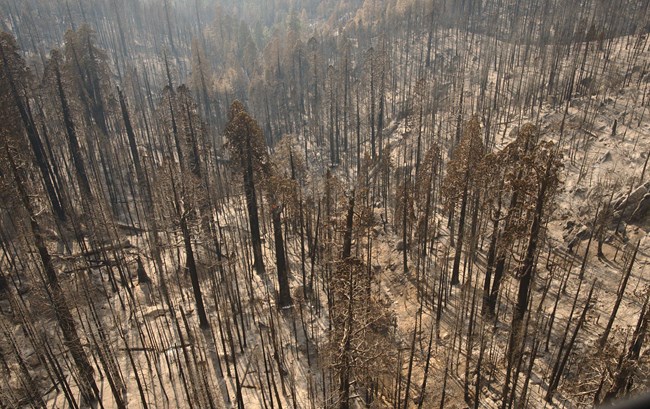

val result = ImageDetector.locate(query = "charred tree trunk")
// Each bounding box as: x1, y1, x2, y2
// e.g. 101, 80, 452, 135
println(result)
342, 192, 355, 259
545, 282, 595, 402
482, 193, 502, 315
180, 214, 209, 329
244, 128, 265, 275
272, 203, 292, 308
514, 156, 554, 325
451, 182, 469, 286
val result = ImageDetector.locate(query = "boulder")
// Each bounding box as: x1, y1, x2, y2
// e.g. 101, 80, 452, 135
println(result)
598, 151, 612, 163
573, 186, 588, 198
629, 193, 650, 224
26, 353, 41, 368
563, 222, 590, 252
614, 182, 650, 222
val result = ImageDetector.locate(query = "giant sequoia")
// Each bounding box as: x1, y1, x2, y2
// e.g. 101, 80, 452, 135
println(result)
224, 101, 292, 308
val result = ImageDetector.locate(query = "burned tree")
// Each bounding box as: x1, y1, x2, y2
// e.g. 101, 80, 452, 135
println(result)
442, 116, 485, 286
0, 77, 99, 406
0, 33, 65, 222
224, 101, 266, 275
153, 161, 210, 329
326, 257, 397, 408
512, 137, 563, 325
224, 101, 292, 307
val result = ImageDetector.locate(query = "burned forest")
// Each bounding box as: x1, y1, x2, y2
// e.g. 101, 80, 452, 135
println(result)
1, 0, 650, 408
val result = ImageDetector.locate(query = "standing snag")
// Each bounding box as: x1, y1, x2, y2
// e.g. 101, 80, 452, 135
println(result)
326, 257, 397, 409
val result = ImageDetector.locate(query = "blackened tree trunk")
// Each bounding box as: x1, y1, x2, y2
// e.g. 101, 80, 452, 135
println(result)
451, 183, 469, 285
181, 91, 202, 179
514, 157, 554, 325
339, 263, 354, 409
545, 282, 595, 402
244, 131, 265, 275
482, 193, 501, 315
119, 87, 147, 196
118, 86, 171, 301
486, 126, 541, 317
342, 192, 355, 259
224, 102, 268, 276
602, 292, 649, 403
443, 117, 484, 287
272, 204, 292, 308
180, 213, 209, 328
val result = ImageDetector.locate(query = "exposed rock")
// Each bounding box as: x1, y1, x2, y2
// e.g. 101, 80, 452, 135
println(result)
598, 151, 612, 163
136, 256, 151, 284
143, 307, 167, 320
439, 329, 450, 340
614, 182, 650, 222
563, 222, 590, 252
17, 284, 31, 296
26, 352, 41, 368
572, 186, 588, 198
579, 76, 594, 90
396, 240, 407, 251
629, 193, 650, 224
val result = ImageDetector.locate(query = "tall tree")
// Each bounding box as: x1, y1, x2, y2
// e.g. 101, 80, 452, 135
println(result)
63, 25, 112, 136
483, 124, 553, 317
442, 116, 485, 286
43, 49, 92, 199
154, 160, 210, 329
508, 127, 563, 325
63, 25, 122, 215
0, 32, 65, 221
0, 96, 99, 406
224, 101, 266, 275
